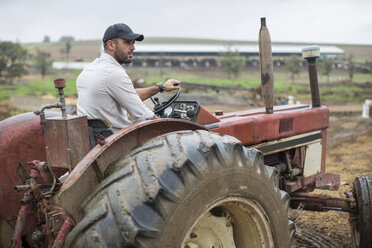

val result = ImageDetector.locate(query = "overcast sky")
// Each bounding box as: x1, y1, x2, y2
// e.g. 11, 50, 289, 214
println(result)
1, 0, 371, 45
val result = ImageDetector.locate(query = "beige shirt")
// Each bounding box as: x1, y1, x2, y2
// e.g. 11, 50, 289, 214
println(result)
76, 52, 154, 132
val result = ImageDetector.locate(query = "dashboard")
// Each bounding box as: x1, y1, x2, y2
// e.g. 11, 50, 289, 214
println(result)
158, 101, 201, 121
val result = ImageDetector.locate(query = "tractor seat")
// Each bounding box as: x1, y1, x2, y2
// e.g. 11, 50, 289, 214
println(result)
87, 119, 113, 148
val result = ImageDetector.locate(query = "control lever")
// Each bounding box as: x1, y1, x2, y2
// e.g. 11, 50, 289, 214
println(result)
186, 109, 195, 118
153, 97, 160, 107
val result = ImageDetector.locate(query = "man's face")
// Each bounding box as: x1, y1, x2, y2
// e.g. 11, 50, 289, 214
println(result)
112, 38, 135, 64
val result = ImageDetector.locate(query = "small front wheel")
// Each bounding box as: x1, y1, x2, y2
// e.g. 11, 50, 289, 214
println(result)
349, 176, 372, 248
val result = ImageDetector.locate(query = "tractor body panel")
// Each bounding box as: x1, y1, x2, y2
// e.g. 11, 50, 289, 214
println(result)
208, 104, 339, 191
210, 104, 329, 146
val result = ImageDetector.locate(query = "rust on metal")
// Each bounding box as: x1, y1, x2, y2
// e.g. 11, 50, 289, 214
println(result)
52, 217, 74, 248
55, 79, 67, 118
54, 78, 66, 89
290, 192, 355, 212
96, 135, 107, 146
0, 112, 67, 233
306, 58, 321, 107
11, 194, 30, 248
44, 115, 90, 170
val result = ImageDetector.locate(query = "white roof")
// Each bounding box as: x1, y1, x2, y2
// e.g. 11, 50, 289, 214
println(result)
135, 44, 344, 54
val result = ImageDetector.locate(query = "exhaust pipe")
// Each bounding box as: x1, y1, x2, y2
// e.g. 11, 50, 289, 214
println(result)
259, 17, 274, 114
302, 46, 321, 108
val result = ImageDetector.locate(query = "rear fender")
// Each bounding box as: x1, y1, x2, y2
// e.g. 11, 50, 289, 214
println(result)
57, 118, 207, 222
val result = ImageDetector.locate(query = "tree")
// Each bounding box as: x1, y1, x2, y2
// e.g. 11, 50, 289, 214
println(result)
0, 58, 6, 78
347, 54, 355, 82
366, 61, 372, 74
57, 36, 73, 61
319, 59, 334, 83
59, 36, 74, 43
284, 55, 302, 83
220, 49, 245, 79
65, 41, 71, 61
35, 50, 53, 78
0, 41, 28, 84
43, 35, 51, 43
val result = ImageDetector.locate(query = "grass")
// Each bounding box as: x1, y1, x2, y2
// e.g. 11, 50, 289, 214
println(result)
0, 71, 80, 101
14, 77, 77, 97
1, 67, 371, 103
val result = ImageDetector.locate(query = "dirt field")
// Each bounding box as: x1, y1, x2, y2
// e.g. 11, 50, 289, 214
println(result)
203, 100, 372, 247
1, 96, 371, 247
292, 114, 372, 248
191, 97, 371, 247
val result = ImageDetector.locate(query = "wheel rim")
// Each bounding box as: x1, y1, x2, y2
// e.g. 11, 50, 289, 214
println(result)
182, 196, 275, 248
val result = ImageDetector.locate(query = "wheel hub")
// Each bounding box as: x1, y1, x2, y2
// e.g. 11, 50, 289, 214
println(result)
182, 197, 275, 248
183, 210, 236, 248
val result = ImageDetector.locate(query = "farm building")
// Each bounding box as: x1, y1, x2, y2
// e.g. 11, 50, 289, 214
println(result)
130, 42, 345, 68
51, 39, 345, 70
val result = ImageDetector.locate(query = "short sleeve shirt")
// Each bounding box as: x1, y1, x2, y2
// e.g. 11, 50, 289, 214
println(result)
76, 52, 154, 132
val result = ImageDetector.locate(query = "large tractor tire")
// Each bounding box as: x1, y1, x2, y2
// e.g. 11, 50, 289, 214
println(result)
66, 130, 294, 248
350, 176, 372, 248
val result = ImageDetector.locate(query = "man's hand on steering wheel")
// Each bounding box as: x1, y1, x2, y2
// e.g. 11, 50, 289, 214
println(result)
152, 83, 182, 115
162, 79, 180, 92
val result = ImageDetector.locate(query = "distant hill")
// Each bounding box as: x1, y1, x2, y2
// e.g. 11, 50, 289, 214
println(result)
22, 37, 372, 63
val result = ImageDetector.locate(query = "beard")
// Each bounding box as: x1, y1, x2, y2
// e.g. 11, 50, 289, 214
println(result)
114, 47, 132, 64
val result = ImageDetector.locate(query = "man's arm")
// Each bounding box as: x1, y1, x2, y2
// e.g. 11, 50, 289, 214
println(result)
136, 79, 181, 101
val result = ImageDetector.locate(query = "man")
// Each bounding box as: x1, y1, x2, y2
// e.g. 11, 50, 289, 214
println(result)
76, 23, 180, 132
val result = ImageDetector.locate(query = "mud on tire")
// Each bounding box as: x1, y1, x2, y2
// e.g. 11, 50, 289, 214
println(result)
66, 130, 294, 247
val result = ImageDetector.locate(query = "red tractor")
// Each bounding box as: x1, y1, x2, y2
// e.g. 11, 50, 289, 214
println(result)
0, 18, 371, 248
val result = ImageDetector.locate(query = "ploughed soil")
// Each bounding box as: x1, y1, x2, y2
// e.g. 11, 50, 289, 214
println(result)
1, 95, 371, 247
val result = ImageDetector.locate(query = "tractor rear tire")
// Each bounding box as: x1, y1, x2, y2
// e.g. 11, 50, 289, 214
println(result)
65, 130, 294, 248
350, 176, 372, 248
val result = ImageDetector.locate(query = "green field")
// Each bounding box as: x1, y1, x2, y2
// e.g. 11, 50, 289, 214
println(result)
1, 38, 370, 105
1, 67, 371, 104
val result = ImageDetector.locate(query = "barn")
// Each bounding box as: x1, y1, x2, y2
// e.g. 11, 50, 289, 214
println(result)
131, 42, 345, 68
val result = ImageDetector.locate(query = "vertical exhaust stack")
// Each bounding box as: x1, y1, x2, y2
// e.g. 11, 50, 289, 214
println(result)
259, 17, 274, 114
302, 46, 321, 108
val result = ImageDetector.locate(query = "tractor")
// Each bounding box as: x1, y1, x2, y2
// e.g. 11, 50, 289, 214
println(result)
0, 18, 371, 248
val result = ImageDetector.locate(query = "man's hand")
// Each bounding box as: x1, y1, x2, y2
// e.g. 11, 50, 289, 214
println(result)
162, 79, 180, 92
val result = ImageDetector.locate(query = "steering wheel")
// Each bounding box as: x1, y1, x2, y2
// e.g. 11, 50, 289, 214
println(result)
151, 86, 181, 115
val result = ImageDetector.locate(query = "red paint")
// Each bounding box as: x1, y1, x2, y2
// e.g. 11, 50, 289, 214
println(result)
195, 106, 220, 124
290, 192, 353, 212
211, 104, 329, 146
11, 194, 30, 248
52, 217, 74, 248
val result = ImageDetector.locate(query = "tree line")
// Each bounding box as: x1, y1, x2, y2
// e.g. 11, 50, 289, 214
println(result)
220, 51, 362, 83
0, 38, 73, 84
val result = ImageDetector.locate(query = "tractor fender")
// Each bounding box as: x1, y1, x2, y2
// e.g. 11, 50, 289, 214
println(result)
57, 118, 207, 223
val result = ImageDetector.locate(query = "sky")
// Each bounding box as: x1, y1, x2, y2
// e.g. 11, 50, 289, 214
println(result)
0, 0, 371, 45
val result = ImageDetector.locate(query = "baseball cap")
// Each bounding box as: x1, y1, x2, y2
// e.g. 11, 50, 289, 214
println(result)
102, 23, 144, 42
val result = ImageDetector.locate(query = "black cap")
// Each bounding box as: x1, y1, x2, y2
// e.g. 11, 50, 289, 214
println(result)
102, 23, 144, 42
